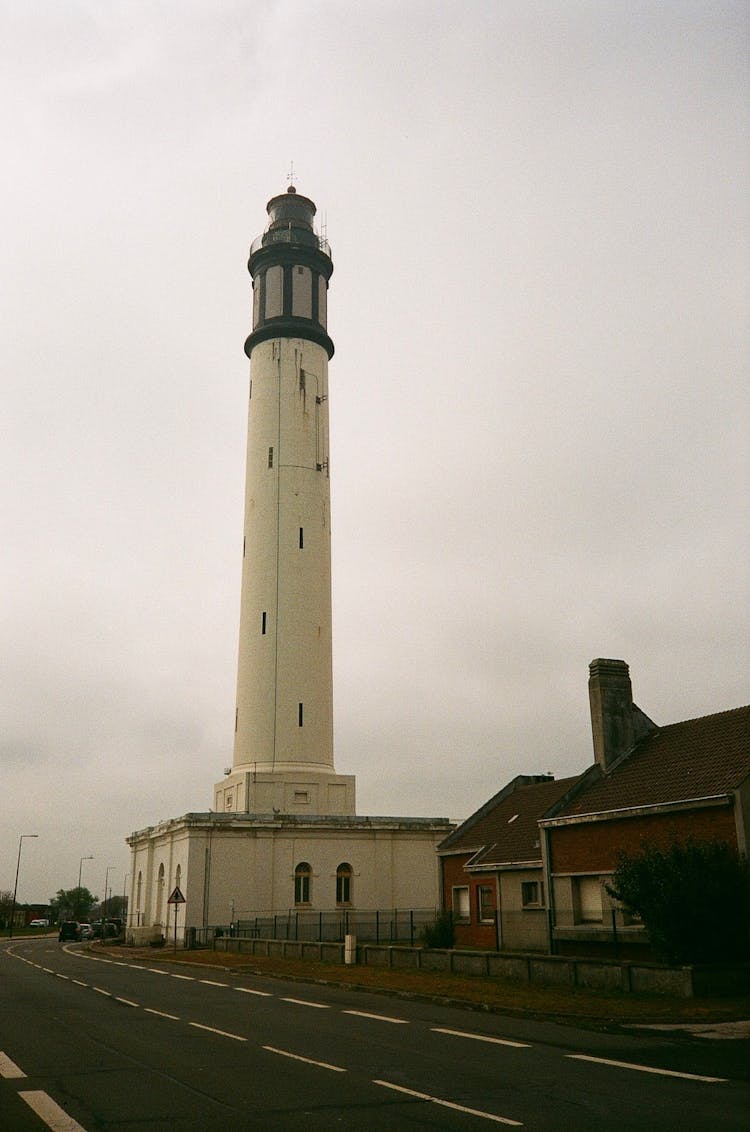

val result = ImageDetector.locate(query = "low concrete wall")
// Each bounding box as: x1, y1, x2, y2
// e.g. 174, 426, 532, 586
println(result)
211, 937, 747, 998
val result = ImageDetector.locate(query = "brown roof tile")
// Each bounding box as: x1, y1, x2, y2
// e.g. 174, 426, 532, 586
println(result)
558, 705, 750, 817
439, 776, 580, 865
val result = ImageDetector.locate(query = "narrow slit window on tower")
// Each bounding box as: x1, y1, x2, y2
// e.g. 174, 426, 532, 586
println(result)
261, 611, 267, 635
299, 527, 304, 549
267, 446, 274, 468
298, 702, 304, 727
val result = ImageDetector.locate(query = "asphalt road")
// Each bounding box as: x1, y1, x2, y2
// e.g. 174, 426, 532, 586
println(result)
1, 938, 748, 1130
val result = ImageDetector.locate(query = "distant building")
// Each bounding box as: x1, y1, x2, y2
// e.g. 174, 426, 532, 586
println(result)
127, 187, 451, 940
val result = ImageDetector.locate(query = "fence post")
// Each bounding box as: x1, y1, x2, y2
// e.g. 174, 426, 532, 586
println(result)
410, 909, 414, 946
611, 908, 619, 960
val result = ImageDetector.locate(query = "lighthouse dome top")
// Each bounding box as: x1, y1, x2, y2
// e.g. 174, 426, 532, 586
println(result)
266, 187, 317, 233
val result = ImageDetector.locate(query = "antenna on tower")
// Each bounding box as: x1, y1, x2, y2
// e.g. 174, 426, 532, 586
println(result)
286, 160, 296, 191
321, 210, 328, 244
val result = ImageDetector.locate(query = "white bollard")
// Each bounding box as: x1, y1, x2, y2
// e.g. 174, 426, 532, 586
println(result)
344, 933, 357, 965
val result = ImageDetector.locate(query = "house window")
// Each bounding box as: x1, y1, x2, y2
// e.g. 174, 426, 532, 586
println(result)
293, 790, 309, 804
477, 885, 495, 923
294, 862, 311, 905
452, 886, 470, 922
268, 446, 274, 468
336, 862, 352, 905
575, 876, 603, 923
298, 702, 304, 726
521, 881, 544, 908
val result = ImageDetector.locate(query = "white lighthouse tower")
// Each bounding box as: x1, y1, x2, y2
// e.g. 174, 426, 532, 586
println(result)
214, 186, 355, 816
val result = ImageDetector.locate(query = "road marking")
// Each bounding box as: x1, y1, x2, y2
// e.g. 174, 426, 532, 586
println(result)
92, 987, 111, 997
281, 996, 329, 1009
55, 973, 70, 980
432, 1027, 531, 1049
343, 1009, 409, 1024
189, 1022, 247, 1041
169, 973, 194, 981
42, 967, 54, 973
234, 986, 272, 996
115, 997, 139, 1007
20, 1089, 88, 1131
374, 1080, 522, 1126
199, 979, 226, 987
72, 980, 88, 987
565, 1053, 727, 1083
144, 1008, 180, 1020
147, 968, 169, 976
0, 1051, 26, 1078
263, 1045, 346, 1072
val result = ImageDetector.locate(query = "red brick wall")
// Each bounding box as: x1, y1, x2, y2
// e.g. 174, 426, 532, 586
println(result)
549, 805, 737, 873
440, 854, 498, 949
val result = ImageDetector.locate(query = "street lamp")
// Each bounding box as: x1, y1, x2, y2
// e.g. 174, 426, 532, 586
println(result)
77, 855, 94, 920
103, 866, 116, 919
8, 834, 38, 939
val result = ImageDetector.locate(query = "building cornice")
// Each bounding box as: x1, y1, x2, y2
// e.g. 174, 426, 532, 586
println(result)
538, 793, 733, 829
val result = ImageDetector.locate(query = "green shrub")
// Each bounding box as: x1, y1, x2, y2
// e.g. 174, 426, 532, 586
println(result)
607, 838, 750, 964
420, 910, 455, 949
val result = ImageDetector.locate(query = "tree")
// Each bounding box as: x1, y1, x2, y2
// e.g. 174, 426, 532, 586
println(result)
0, 890, 14, 929
607, 839, 750, 964
50, 887, 98, 923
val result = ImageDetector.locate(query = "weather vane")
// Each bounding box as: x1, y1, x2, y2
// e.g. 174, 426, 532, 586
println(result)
286, 160, 296, 190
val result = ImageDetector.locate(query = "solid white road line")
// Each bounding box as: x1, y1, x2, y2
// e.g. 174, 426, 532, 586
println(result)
565, 1053, 727, 1084
235, 986, 272, 996
20, 1089, 88, 1131
374, 1080, 523, 1126
343, 1009, 409, 1024
432, 1027, 531, 1049
144, 1008, 180, 1020
262, 1045, 346, 1072
280, 996, 329, 1009
0, 1051, 26, 1078
189, 1022, 247, 1041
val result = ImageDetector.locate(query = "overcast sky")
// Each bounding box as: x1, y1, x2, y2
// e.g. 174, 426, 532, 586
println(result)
2, 1, 748, 905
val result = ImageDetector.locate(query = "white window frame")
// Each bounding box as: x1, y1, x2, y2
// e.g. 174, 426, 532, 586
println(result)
452, 885, 470, 922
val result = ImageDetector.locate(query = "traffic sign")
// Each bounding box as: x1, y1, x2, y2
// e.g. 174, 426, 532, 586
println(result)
167, 886, 186, 904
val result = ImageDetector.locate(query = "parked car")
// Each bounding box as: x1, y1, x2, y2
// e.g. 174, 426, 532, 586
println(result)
58, 921, 80, 942
79, 923, 94, 939
29, 918, 50, 928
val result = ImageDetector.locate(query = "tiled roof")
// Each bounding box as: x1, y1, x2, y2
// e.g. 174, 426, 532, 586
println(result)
556, 705, 750, 818
438, 776, 580, 864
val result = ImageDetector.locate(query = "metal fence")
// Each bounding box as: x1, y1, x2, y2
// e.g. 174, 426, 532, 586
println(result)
187, 908, 439, 949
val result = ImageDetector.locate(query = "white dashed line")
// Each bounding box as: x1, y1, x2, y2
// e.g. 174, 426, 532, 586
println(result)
234, 986, 272, 996
92, 987, 111, 997
0, 1051, 26, 1078
343, 1009, 408, 1025
374, 1080, 522, 1126
189, 1022, 247, 1041
199, 979, 226, 987
432, 1027, 531, 1049
263, 1045, 346, 1072
115, 997, 139, 1007
565, 1053, 727, 1083
281, 996, 329, 1009
144, 1008, 180, 1020
169, 973, 194, 981
21, 1089, 88, 1131
147, 968, 169, 976
72, 980, 88, 987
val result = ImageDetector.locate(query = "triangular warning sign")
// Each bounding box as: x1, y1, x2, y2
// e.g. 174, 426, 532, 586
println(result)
167, 886, 186, 904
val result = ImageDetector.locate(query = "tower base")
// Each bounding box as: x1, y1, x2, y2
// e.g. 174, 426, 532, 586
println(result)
214, 769, 356, 816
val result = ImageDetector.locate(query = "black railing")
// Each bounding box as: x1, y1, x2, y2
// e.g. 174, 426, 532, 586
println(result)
187, 908, 438, 949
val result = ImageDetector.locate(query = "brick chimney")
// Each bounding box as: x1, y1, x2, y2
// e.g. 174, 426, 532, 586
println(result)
588, 658, 656, 772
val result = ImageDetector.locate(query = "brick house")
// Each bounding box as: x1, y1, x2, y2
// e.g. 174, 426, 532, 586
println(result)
437, 774, 580, 951
540, 659, 750, 957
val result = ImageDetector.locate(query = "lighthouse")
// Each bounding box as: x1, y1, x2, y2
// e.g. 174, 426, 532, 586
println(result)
214, 187, 355, 816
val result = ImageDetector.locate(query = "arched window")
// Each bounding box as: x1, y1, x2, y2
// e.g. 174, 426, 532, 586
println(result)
155, 863, 165, 925
294, 862, 311, 906
336, 862, 352, 906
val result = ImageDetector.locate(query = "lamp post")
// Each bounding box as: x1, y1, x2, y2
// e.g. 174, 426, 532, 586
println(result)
103, 866, 116, 920
77, 855, 94, 920
8, 834, 38, 939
